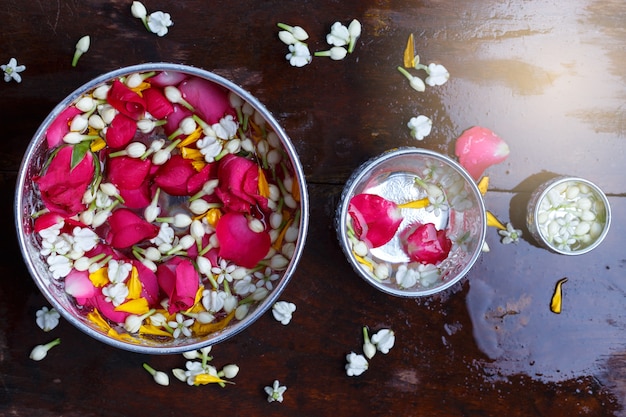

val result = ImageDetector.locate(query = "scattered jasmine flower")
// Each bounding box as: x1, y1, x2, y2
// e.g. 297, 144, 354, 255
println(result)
265, 379, 287, 403
36, 306, 60, 332
371, 328, 395, 354
29, 338, 61, 361
424, 63, 450, 86
276, 23, 309, 42
362, 327, 376, 359
220, 364, 240, 379
397, 66, 425, 92
407, 115, 432, 140
286, 42, 312, 67
1, 58, 26, 83
272, 301, 296, 325
314, 46, 348, 61
345, 352, 368, 376
72, 35, 90, 67
498, 222, 522, 244
347, 19, 362, 53
131, 1, 148, 21
147, 11, 174, 36
143, 363, 170, 386
326, 21, 350, 47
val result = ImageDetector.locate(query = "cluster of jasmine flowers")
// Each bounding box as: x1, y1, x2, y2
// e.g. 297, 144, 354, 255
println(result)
345, 327, 395, 376
397, 35, 450, 141
169, 346, 239, 387
277, 19, 361, 67
38, 220, 99, 279
131, 1, 174, 37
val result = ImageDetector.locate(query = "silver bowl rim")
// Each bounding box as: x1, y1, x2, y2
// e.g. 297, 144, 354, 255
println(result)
14, 62, 309, 354
336, 147, 487, 297
530, 176, 611, 255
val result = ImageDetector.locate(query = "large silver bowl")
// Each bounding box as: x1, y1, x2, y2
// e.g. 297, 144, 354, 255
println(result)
15, 63, 309, 353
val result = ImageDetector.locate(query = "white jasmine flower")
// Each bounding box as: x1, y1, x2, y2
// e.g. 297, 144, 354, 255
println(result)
345, 352, 368, 376
407, 115, 432, 140
272, 301, 296, 325
72, 227, 99, 252
221, 364, 240, 379
72, 35, 90, 67
276, 23, 309, 41
107, 259, 132, 284
143, 363, 169, 386
371, 329, 395, 354
36, 307, 60, 332
1, 58, 26, 83
168, 313, 194, 338
314, 46, 348, 60
498, 222, 522, 244
286, 42, 312, 67
102, 283, 129, 306
418, 263, 440, 287
326, 22, 350, 46
202, 290, 226, 313
212, 259, 236, 284
47, 254, 72, 279
347, 19, 362, 53
197, 136, 223, 163
38, 221, 63, 241
29, 338, 61, 361
212, 115, 238, 140
265, 380, 287, 403
425, 63, 450, 86
395, 264, 418, 289
147, 11, 173, 37
397, 66, 426, 92
131, 1, 147, 19
362, 327, 376, 359
151, 222, 175, 246
40, 235, 72, 256
233, 276, 256, 296
254, 267, 279, 290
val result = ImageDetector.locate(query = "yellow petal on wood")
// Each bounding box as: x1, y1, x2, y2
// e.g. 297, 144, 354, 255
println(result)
403, 33, 415, 68
397, 197, 429, 209
193, 373, 231, 386
486, 211, 507, 230
550, 277, 568, 314
477, 176, 489, 196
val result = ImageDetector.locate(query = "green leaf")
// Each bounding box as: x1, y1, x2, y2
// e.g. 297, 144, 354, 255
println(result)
70, 141, 91, 170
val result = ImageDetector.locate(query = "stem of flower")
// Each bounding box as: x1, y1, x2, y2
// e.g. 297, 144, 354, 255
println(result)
397, 66, 413, 81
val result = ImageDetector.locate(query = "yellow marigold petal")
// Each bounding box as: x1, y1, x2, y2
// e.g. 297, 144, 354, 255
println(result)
272, 218, 293, 250
107, 327, 136, 342
354, 253, 374, 271
178, 127, 203, 147
486, 211, 507, 230
127, 266, 142, 300
291, 179, 301, 203
258, 167, 270, 198
139, 324, 173, 337
89, 267, 109, 287
477, 176, 490, 196
192, 310, 235, 337
205, 208, 222, 227
115, 298, 149, 314
181, 147, 203, 160
131, 81, 152, 94
397, 197, 429, 209
403, 33, 415, 68
192, 160, 206, 171
193, 373, 230, 385
550, 278, 568, 314
87, 309, 111, 332
90, 137, 107, 152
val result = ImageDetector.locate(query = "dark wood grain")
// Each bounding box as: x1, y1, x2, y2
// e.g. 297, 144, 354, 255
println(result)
2, 1, 626, 416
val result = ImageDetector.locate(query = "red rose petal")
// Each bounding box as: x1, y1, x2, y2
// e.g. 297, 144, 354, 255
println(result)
106, 113, 138, 150
107, 155, 152, 190
400, 222, 452, 265
215, 154, 267, 213
105, 208, 159, 249
178, 77, 233, 124
157, 257, 200, 314
142, 87, 174, 119
46, 106, 82, 148
107, 79, 146, 120
216, 212, 271, 268
348, 194, 403, 248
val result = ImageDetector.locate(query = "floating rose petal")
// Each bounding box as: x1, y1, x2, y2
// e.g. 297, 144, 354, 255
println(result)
65, 269, 96, 303
348, 194, 403, 248
216, 212, 271, 268
163, 104, 192, 137
148, 71, 188, 87
400, 222, 451, 265
35, 146, 95, 216
118, 183, 152, 209
153, 155, 197, 196
88, 289, 130, 323
106, 113, 138, 149
106, 79, 145, 120
134, 260, 160, 306
105, 208, 159, 249
34, 212, 65, 234
178, 77, 233, 124
46, 106, 82, 148
107, 155, 152, 190
157, 257, 200, 314
187, 163, 218, 195
454, 126, 510, 181
142, 87, 174, 119
215, 154, 267, 213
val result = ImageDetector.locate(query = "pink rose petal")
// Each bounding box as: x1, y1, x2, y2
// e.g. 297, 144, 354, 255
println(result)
157, 257, 200, 314
106, 79, 145, 120
400, 222, 452, 265
216, 212, 271, 268
348, 194, 403, 248
105, 208, 159, 249
153, 155, 197, 196
46, 106, 82, 148
454, 126, 510, 181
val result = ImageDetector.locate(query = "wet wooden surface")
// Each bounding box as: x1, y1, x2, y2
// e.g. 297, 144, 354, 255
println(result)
2, 0, 626, 415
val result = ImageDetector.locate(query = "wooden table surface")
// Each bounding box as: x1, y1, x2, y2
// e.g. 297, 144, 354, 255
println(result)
2, 0, 626, 415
